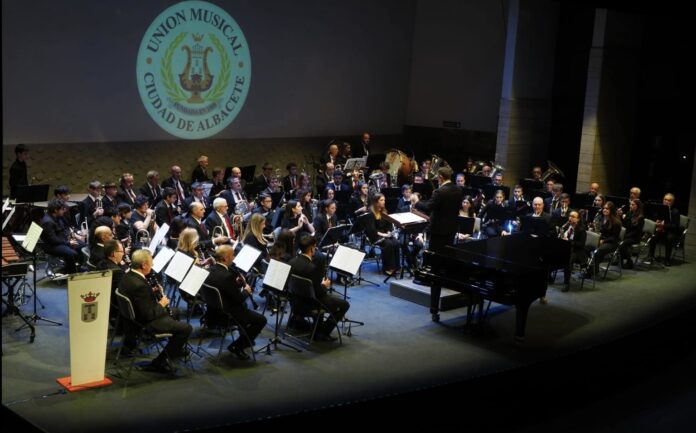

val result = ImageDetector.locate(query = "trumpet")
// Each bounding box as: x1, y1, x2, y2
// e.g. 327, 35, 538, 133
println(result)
136, 229, 150, 247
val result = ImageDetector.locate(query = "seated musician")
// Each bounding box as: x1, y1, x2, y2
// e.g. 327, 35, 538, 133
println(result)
338, 142, 352, 166
119, 249, 192, 373
220, 176, 250, 214
102, 181, 120, 213
648, 193, 681, 266
364, 193, 401, 276
588, 194, 606, 232
455, 173, 466, 187
315, 162, 335, 193
544, 183, 563, 213
313, 199, 339, 243
186, 202, 229, 253
204, 244, 267, 360
619, 199, 645, 269
560, 211, 587, 292
166, 216, 187, 250
479, 190, 509, 238
177, 227, 215, 268
349, 182, 370, 217
508, 185, 528, 209
40, 199, 83, 274
531, 166, 543, 181
269, 229, 297, 263
321, 186, 336, 201
89, 225, 113, 268
183, 182, 212, 217
456, 195, 477, 243
161, 165, 189, 206
587, 182, 600, 197
492, 172, 504, 187
131, 196, 159, 249
281, 199, 316, 252
205, 198, 238, 246
320, 143, 340, 166
243, 213, 270, 259
155, 188, 179, 227
397, 184, 413, 213
551, 193, 572, 228
414, 159, 431, 183
377, 161, 391, 189
252, 162, 273, 196
528, 197, 554, 236
209, 167, 225, 198
296, 189, 315, 222
118, 172, 138, 207
251, 193, 276, 235
585, 201, 622, 277
326, 170, 349, 192
545, 179, 555, 194
288, 235, 349, 341
97, 239, 127, 320
138, 170, 163, 208
476, 164, 492, 177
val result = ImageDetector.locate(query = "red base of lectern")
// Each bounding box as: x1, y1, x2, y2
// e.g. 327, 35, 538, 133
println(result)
56, 376, 113, 392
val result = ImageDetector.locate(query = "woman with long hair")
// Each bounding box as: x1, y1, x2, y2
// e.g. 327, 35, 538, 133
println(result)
619, 199, 645, 269
243, 213, 269, 262
268, 229, 296, 263
363, 193, 400, 275
588, 201, 622, 277
177, 227, 214, 267
350, 182, 370, 217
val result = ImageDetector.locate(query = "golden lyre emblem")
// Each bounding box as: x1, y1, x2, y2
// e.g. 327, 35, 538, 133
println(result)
179, 33, 214, 103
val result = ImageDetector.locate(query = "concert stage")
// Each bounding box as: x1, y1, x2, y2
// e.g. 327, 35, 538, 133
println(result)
3, 248, 696, 432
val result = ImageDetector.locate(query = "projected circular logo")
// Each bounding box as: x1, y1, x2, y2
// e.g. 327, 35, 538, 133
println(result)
136, 1, 251, 139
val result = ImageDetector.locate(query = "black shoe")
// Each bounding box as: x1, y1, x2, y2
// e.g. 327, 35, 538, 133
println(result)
288, 316, 312, 332
145, 358, 177, 374
314, 333, 338, 342
227, 344, 250, 360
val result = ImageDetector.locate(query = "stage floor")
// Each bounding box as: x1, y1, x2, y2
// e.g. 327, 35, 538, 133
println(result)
3, 247, 696, 433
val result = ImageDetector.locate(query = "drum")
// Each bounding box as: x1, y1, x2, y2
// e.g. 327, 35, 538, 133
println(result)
384, 149, 417, 186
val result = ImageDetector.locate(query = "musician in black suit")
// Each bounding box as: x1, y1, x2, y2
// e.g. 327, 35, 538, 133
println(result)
161, 165, 189, 206
119, 249, 192, 373
282, 162, 300, 199
209, 167, 226, 198
204, 245, 267, 360
96, 239, 127, 320
9, 143, 29, 199
80, 180, 104, 227
396, 184, 413, 213
139, 170, 163, 208
252, 162, 273, 195
289, 236, 349, 341
527, 197, 555, 236
88, 225, 112, 268
102, 181, 120, 213
560, 211, 587, 291
252, 193, 276, 235
648, 193, 681, 266
415, 166, 463, 253
154, 188, 179, 227
320, 143, 340, 166
183, 182, 212, 217
205, 198, 238, 243
220, 176, 249, 214
354, 132, 371, 158
40, 199, 83, 274
191, 155, 209, 184
117, 173, 138, 207
544, 183, 563, 214
313, 199, 339, 242
186, 202, 229, 252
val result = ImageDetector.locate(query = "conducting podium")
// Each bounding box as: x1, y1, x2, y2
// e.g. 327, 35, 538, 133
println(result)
328, 245, 366, 336
57, 271, 113, 391
383, 211, 429, 280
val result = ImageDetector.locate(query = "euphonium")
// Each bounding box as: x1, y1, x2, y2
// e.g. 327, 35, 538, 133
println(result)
136, 229, 151, 247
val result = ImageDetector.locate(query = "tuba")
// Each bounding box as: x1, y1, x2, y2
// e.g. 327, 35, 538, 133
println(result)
429, 154, 450, 179
540, 160, 565, 182
489, 161, 505, 178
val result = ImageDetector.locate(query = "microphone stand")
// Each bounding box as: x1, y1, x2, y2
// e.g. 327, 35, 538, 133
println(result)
16, 247, 62, 334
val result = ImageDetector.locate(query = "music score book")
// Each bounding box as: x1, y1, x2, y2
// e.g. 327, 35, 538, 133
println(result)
179, 265, 210, 297
147, 222, 169, 254
233, 245, 262, 272
386, 212, 428, 226
22, 222, 43, 253
164, 251, 194, 282
329, 245, 366, 276
152, 247, 175, 274
263, 259, 291, 292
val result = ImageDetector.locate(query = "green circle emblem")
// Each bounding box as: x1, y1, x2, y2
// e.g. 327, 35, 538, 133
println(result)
136, 1, 251, 139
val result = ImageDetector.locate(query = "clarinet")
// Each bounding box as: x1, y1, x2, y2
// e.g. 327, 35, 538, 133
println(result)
233, 266, 258, 310
147, 272, 174, 318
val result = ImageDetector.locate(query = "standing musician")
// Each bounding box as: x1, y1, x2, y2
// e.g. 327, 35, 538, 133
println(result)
619, 199, 645, 269
253, 162, 274, 196
119, 249, 192, 373
204, 245, 267, 360
209, 167, 226, 197
9, 143, 30, 199
363, 193, 401, 276
355, 132, 371, 158
155, 188, 179, 227
648, 193, 681, 266
118, 173, 138, 207
282, 162, 300, 200
559, 210, 587, 292
102, 181, 120, 213
414, 166, 463, 253
191, 155, 210, 184
81, 180, 104, 227
320, 143, 340, 166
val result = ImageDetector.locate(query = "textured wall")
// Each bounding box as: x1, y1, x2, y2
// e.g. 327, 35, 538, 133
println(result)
2, 136, 402, 196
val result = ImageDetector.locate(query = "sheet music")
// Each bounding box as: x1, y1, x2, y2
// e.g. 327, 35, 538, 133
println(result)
262, 259, 291, 291
388, 212, 427, 225
164, 251, 195, 282
12, 234, 27, 244
179, 265, 209, 296
2, 206, 17, 232
233, 245, 262, 272
329, 245, 366, 276
152, 247, 175, 274
2, 198, 10, 213
147, 222, 169, 254
22, 222, 43, 253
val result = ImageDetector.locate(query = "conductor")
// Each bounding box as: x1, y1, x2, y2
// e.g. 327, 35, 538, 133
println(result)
414, 166, 463, 253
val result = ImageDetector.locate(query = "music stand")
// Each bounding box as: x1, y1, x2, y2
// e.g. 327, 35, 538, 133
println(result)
412, 182, 433, 200
519, 178, 544, 193
347, 218, 380, 287
604, 195, 629, 210
520, 215, 552, 237
328, 245, 366, 336
270, 192, 284, 209
2, 261, 36, 342
343, 157, 367, 171
481, 184, 510, 201
457, 216, 475, 236
365, 153, 385, 172
15, 184, 50, 204
256, 259, 302, 354
319, 224, 351, 250
16, 222, 62, 335
240, 165, 256, 184
572, 193, 595, 210
643, 202, 669, 222
464, 174, 492, 189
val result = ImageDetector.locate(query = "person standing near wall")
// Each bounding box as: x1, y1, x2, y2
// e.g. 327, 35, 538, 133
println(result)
9, 144, 29, 199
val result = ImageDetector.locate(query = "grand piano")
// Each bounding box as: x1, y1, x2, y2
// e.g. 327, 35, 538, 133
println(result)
415, 233, 570, 340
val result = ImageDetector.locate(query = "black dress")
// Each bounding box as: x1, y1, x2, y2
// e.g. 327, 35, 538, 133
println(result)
363, 212, 400, 272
